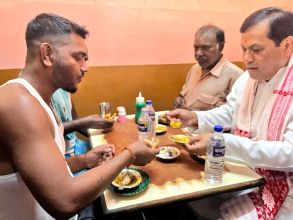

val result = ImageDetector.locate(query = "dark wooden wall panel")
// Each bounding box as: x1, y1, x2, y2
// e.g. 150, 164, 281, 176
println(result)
0, 62, 245, 116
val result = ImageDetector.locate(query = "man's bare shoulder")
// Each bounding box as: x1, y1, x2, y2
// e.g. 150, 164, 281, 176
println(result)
0, 83, 47, 113
0, 83, 52, 174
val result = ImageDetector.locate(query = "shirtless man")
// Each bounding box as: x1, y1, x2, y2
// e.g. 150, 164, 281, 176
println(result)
0, 13, 159, 219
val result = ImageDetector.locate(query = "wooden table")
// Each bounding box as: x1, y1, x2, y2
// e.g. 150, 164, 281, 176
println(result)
89, 117, 263, 215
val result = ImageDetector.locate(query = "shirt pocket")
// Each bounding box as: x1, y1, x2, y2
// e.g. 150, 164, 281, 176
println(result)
196, 93, 219, 106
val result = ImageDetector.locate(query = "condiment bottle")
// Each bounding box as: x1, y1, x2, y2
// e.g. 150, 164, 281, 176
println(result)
117, 106, 126, 123
135, 92, 146, 124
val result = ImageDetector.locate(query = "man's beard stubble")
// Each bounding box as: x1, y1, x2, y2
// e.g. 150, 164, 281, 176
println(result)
53, 61, 78, 94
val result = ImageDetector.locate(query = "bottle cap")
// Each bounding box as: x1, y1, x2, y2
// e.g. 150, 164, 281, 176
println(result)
146, 100, 152, 105
117, 106, 125, 111
214, 125, 223, 132
117, 106, 126, 114
136, 92, 145, 103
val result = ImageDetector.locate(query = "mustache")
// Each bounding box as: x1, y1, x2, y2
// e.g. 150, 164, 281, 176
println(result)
196, 57, 207, 63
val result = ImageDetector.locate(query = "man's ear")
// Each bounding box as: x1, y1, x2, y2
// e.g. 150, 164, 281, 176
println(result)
282, 36, 293, 56
39, 43, 53, 67
218, 42, 224, 51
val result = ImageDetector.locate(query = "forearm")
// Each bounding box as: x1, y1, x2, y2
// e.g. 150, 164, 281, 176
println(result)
63, 120, 81, 134
63, 115, 113, 135
45, 150, 132, 219
196, 105, 234, 132
63, 119, 88, 136
67, 150, 132, 207
66, 154, 87, 173
223, 133, 293, 171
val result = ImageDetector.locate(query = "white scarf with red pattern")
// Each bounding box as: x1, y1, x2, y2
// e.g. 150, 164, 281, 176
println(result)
235, 53, 293, 219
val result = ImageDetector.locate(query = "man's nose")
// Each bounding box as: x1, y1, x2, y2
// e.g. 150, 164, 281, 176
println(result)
81, 62, 89, 73
196, 48, 204, 56
243, 50, 254, 64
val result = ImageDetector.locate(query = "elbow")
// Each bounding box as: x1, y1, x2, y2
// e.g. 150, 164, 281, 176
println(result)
43, 199, 85, 219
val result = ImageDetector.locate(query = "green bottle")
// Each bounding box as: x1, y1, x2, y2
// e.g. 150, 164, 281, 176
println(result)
135, 92, 146, 124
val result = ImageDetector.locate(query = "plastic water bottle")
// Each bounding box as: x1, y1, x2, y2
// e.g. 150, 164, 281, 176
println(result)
137, 108, 152, 141
205, 125, 225, 184
145, 100, 156, 141
135, 92, 146, 124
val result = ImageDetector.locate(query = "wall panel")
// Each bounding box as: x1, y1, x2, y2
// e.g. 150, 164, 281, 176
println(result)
0, 1, 291, 69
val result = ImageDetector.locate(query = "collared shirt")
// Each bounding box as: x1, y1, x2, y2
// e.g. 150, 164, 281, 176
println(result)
179, 57, 243, 110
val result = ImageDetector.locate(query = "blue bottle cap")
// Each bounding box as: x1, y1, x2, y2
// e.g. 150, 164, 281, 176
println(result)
214, 125, 223, 132
146, 100, 153, 105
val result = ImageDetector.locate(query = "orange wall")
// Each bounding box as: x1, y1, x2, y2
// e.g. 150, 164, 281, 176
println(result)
0, 0, 292, 69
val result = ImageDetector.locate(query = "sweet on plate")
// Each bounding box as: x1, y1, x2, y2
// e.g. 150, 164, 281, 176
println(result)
112, 169, 142, 190
169, 134, 190, 144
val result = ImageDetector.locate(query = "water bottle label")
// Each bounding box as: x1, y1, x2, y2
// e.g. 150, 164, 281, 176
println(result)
212, 146, 225, 157
210, 138, 225, 157
138, 122, 148, 132
149, 113, 156, 121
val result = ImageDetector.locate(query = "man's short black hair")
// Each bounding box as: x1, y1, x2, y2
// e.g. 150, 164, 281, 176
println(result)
26, 13, 89, 49
240, 7, 293, 46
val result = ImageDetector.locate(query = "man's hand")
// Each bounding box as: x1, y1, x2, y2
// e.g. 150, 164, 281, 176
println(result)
127, 141, 160, 166
184, 133, 212, 156
174, 95, 185, 109
85, 144, 115, 168
78, 114, 114, 130
166, 109, 198, 128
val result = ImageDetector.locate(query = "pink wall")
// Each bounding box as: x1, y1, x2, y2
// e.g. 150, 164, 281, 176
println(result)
0, 0, 292, 69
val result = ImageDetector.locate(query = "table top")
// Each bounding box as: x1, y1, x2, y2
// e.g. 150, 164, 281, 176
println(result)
88, 117, 263, 215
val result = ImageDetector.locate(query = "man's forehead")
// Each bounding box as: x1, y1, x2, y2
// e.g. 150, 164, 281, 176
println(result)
194, 38, 216, 46
241, 21, 270, 39
241, 21, 271, 42
194, 32, 217, 44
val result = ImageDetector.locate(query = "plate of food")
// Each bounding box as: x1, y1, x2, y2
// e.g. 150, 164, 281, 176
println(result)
109, 168, 150, 196
156, 146, 180, 161
155, 124, 167, 134
112, 168, 142, 190
169, 134, 190, 144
